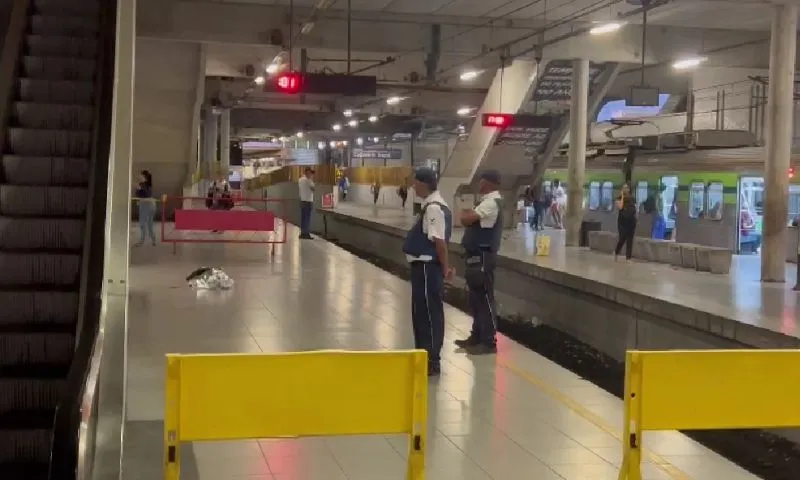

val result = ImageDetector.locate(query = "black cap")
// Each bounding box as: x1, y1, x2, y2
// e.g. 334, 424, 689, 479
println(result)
479, 169, 501, 185
414, 167, 438, 190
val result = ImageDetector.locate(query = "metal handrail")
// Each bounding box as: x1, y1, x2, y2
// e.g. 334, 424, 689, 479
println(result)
49, 0, 118, 477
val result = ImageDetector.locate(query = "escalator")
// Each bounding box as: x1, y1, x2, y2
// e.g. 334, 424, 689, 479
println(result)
0, 0, 113, 478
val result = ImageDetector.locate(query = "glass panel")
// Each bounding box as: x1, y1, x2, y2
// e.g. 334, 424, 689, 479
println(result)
601, 181, 614, 212
588, 181, 600, 210
689, 182, 705, 218
635, 181, 648, 210
789, 184, 800, 225
706, 183, 724, 221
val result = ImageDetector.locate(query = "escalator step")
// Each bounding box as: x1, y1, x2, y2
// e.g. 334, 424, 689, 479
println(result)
0, 378, 65, 413
2, 155, 89, 186
0, 462, 50, 480
17, 78, 94, 105
34, 0, 100, 17
0, 332, 75, 366
0, 291, 77, 327
26, 35, 98, 59
0, 252, 80, 286
0, 422, 54, 464
12, 102, 94, 130
21, 56, 96, 82
30, 15, 98, 37
0, 217, 85, 250
0, 185, 88, 217
7, 128, 91, 157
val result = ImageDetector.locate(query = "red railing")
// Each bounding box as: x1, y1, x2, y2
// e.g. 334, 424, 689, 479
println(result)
160, 196, 288, 255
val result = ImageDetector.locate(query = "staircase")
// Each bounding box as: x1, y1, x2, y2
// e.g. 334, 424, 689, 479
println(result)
0, 0, 100, 478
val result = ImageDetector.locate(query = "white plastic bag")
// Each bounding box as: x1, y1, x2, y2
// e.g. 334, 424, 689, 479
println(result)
186, 266, 234, 290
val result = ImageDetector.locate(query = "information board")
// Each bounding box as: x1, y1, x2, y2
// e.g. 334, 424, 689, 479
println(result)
531, 60, 605, 102
493, 115, 561, 155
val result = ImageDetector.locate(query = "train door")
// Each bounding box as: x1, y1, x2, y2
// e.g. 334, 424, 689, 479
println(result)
737, 176, 763, 255
659, 176, 679, 239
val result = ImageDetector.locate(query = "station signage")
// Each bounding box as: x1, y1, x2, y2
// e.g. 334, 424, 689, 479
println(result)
351, 148, 402, 160
530, 60, 605, 102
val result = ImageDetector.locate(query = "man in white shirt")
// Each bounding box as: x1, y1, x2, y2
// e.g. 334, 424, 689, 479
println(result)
401, 167, 453, 376
455, 170, 503, 355
298, 168, 315, 239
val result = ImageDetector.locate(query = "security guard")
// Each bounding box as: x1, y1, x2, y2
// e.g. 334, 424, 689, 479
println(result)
455, 170, 503, 355
402, 167, 453, 376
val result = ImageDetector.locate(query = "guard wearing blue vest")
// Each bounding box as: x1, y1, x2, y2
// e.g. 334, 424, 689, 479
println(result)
455, 170, 503, 355
402, 167, 453, 376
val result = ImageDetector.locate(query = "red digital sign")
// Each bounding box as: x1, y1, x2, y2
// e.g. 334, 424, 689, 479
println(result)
790, 167, 796, 178
482, 113, 513, 128
275, 72, 303, 94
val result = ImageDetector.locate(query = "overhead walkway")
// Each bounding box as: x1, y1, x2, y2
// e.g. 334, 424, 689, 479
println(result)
121, 223, 756, 480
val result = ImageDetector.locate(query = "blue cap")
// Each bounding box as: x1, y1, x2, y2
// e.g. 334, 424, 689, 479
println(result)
414, 167, 438, 190
479, 169, 501, 185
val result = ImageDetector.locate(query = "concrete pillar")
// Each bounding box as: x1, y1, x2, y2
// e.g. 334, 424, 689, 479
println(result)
219, 108, 231, 178
761, 4, 797, 282
565, 59, 589, 247
203, 107, 219, 179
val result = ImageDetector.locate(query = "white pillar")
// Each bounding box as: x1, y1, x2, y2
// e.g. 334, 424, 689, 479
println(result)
762, 4, 797, 282
565, 59, 589, 247
203, 107, 219, 179
219, 108, 231, 178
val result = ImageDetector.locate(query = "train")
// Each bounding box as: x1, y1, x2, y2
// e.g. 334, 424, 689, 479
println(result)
540, 147, 800, 255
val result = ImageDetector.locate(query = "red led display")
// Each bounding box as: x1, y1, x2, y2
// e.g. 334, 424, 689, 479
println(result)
482, 113, 514, 127
275, 72, 303, 94
790, 167, 796, 178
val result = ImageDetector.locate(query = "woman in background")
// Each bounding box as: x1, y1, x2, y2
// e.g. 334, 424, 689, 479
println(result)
134, 170, 156, 246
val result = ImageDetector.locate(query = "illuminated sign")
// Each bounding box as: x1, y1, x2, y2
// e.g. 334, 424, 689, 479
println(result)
269, 73, 377, 96
482, 113, 513, 128
275, 72, 302, 94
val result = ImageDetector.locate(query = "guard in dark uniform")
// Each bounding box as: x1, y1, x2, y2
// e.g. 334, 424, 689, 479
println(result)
402, 168, 453, 376
455, 170, 503, 355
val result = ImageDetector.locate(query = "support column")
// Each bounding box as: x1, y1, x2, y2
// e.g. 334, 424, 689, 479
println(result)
762, 4, 797, 282
219, 108, 231, 177
565, 59, 589, 247
202, 107, 219, 179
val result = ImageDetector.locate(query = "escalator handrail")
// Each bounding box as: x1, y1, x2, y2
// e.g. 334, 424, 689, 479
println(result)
49, 0, 119, 478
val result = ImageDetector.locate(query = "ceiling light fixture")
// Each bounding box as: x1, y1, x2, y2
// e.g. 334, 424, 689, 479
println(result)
457, 107, 472, 116
373, 137, 380, 143
254, 76, 265, 85
296, 131, 304, 138
672, 56, 707, 70
356, 137, 364, 145
459, 70, 481, 81
332, 123, 342, 131
329, 140, 337, 147
386, 96, 403, 105
266, 63, 280, 75
348, 119, 358, 127
368, 115, 378, 123
342, 140, 348, 146
589, 22, 623, 35
317, 141, 326, 149
343, 109, 353, 117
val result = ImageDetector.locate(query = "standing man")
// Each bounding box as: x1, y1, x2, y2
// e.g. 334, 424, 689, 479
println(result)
455, 170, 503, 355
402, 167, 453, 376
298, 167, 315, 239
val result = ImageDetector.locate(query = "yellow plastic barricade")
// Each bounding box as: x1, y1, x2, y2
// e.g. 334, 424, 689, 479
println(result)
619, 349, 800, 480
163, 350, 428, 480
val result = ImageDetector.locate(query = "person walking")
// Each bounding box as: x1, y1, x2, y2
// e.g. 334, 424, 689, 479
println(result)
133, 170, 157, 246
614, 183, 637, 261
298, 168, 315, 239
401, 167, 453, 376
454, 170, 503, 355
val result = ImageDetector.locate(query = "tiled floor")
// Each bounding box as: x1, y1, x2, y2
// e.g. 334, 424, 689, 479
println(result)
123, 222, 760, 480
333, 202, 800, 340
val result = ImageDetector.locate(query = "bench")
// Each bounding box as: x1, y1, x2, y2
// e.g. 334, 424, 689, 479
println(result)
586, 231, 733, 275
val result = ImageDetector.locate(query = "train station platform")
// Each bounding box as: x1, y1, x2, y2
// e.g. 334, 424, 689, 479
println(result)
318, 203, 800, 357
122, 221, 758, 480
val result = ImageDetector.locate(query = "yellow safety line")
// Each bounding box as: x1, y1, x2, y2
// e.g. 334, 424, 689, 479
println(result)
500, 361, 692, 480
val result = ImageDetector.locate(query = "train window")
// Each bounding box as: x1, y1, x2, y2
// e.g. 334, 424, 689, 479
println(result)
706, 182, 724, 221
689, 182, 706, 218
588, 181, 600, 210
789, 184, 800, 224
601, 181, 614, 211
635, 181, 648, 209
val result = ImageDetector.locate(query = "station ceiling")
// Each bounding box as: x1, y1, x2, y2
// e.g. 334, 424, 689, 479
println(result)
167, 0, 789, 139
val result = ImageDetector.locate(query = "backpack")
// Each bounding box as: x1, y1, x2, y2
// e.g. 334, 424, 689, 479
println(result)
642, 195, 656, 214
621, 197, 637, 219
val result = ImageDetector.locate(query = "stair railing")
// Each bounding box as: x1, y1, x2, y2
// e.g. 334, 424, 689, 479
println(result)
49, 0, 118, 478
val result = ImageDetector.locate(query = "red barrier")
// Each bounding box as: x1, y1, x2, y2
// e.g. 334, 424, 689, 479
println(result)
161, 196, 287, 255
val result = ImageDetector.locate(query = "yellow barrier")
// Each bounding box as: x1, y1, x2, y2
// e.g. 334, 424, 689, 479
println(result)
163, 350, 428, 480
619, 349, 800, 480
